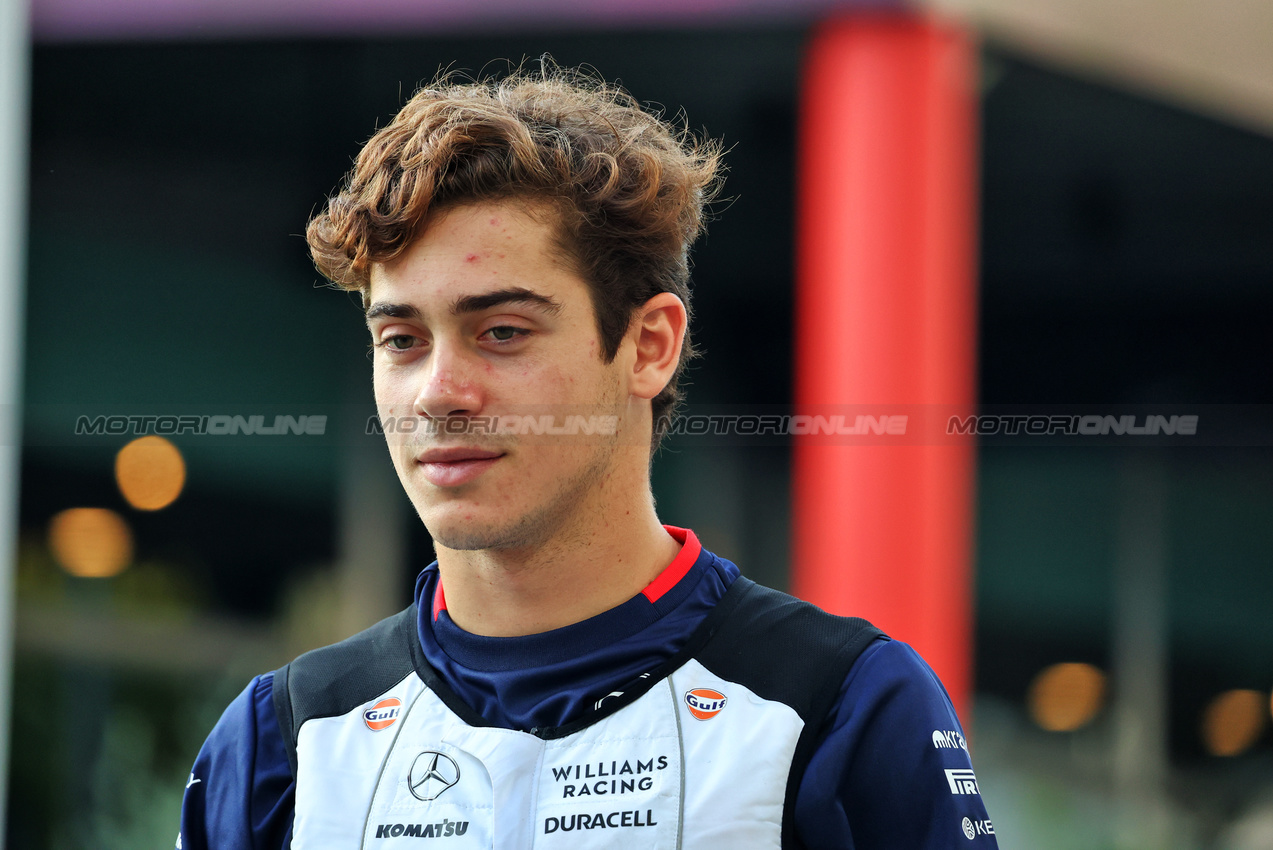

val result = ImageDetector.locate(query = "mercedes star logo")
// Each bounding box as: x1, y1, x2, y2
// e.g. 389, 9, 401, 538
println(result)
408, 751, 461, 801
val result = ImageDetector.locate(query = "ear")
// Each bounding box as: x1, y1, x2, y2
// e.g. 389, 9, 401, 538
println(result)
627, 292, 687, 401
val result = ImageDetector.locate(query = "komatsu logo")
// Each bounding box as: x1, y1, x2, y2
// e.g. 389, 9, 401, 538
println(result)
374, 821, 468, 838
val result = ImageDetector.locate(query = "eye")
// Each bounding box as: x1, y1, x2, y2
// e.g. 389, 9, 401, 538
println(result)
482, 326, 529, 345
375, 334, 418, 351
487, 326, 520, 342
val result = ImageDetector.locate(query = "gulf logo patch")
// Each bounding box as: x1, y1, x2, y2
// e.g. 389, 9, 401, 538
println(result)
363, 697, 402, 731
684, 688, 727, 720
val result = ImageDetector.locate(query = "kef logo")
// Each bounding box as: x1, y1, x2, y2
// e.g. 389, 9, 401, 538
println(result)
363, 698, 402, 731
684, 688, 727, 720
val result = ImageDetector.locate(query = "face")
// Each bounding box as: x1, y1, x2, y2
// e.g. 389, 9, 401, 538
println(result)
367, 200, 631, 553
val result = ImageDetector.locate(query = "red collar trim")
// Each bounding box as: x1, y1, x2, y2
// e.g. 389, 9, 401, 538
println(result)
640, 526, 702, 603
432, 577, 447, 621
431, 526, 700, 619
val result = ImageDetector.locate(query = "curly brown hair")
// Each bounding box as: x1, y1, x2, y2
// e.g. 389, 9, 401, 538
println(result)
306, 63, 723, 448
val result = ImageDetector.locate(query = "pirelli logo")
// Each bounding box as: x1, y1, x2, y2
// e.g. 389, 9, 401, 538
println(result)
945, 769, 980, 795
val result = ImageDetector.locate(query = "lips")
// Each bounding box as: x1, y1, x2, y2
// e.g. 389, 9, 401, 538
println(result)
415, 447, 505, 487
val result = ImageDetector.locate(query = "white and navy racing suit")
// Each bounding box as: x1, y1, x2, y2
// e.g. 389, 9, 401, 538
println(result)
178, 527, 997, 848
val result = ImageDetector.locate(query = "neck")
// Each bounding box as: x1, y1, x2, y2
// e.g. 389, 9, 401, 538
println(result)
433, 471, 680, 638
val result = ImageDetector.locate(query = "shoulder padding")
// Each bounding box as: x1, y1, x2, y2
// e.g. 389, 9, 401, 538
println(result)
271, 605, 419, 777
696, 578, 884, 725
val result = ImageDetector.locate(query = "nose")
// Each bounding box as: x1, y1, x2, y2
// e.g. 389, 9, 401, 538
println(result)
414, 341, 483, 420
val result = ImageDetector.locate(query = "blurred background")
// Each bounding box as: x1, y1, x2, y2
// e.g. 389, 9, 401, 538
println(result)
2, 0, 1272, 848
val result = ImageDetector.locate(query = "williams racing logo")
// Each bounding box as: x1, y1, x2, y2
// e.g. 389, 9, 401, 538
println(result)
408, 752, 460, 801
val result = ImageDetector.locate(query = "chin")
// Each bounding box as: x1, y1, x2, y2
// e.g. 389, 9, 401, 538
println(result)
429, 524, 535, 553
421, 506, 537, 553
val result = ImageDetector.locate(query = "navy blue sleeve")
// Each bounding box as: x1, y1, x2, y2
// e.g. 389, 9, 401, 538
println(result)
177, 673, 296, 850
795, 639, 999, 849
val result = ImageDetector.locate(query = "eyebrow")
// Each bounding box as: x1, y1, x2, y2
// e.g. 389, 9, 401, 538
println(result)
451, 287, 563, 317
364, 302, 422, 323
365, 287, 563, 324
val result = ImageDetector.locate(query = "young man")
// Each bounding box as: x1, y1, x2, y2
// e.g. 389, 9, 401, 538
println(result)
179, 66, 997, 848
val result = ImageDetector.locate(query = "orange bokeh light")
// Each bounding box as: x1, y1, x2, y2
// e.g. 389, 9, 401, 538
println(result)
1028, 662, 1107, 732
1202, 689, 1265, 757
48, 508, 133, 578
115, 435, 185, 510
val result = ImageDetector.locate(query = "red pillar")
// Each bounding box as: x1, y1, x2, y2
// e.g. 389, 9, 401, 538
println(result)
792, 14, 979, 716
